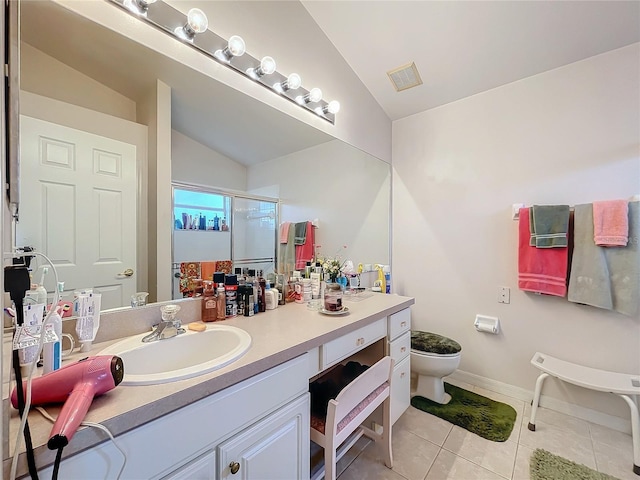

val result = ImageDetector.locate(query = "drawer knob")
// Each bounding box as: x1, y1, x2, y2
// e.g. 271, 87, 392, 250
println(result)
230, 461, 240, 474
400, 347, 406, 353
400, 321, 407, 327
400, 372, 406, 378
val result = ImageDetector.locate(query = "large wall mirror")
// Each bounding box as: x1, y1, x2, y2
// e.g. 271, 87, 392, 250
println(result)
15, 0, 391, 310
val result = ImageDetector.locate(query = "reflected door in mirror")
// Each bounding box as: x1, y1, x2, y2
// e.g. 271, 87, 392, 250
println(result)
17, 116, 137, 309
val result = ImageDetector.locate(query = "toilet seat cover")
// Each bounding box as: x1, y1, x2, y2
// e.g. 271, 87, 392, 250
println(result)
411, 331, 462, 355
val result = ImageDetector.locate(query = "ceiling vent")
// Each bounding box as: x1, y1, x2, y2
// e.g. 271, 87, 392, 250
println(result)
387, 62, 423, 92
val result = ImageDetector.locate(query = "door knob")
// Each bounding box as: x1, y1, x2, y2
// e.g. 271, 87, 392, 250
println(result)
117, 268, 134, 278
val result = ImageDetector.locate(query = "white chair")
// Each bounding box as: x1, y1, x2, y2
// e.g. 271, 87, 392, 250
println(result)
310, 356, 394, 480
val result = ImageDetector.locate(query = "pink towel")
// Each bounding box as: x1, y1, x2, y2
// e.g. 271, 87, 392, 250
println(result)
295, 221, 315, 270
593, 200, 628, 246
518, 208, 569, 297
279, 222, 291, 244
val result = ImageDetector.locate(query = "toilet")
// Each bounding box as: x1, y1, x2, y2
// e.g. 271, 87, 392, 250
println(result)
410, 331, 462, 404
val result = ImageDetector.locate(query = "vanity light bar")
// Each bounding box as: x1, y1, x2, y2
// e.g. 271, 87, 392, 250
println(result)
110, 0, 338, 124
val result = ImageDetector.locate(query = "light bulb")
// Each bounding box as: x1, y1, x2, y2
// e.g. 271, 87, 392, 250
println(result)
186, 8, 208, 34
275, 73, 302, 92
249, 56, 277, 78
228, 35, 246, 57
285, 73, 302, 90
308, 88, 322, 103
260, 56, 276, 75
326, 100, 340, 114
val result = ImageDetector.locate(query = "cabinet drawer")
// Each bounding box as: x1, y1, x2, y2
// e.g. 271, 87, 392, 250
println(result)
388, 330, 410, 363
391, 355, 411, 425
321, 318, 386, 369
388, 308, 411, 341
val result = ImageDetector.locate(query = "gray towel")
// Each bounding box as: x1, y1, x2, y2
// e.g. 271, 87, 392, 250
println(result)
604, 201, 639, 316
568, 202, 639, 316
530, 205, 571, 248
294, 221, 308, 246
567, 204, 612, 310
278, 225, 297, 274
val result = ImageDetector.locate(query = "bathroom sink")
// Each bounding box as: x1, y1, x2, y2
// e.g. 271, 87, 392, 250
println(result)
98, 324, 252, 385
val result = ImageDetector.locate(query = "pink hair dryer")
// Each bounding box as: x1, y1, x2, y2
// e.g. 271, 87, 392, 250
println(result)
11, 355, 124, 449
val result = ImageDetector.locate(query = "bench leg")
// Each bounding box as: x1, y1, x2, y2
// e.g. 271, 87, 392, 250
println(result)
619, 394, 640, 475
528, 373, 549, 432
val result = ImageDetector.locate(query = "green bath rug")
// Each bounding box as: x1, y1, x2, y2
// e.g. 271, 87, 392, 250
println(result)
530, 449, 620, 480
410, 383, 516, 442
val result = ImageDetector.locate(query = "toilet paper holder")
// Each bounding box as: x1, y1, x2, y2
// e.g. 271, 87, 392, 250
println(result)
474, 315, 500, 334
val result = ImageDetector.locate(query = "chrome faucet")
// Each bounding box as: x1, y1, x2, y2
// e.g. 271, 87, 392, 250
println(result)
141, 304, 185, 343
142, 320, 184, 342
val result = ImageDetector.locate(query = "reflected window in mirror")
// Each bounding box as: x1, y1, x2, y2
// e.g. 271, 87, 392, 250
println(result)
174, 188, 231, 232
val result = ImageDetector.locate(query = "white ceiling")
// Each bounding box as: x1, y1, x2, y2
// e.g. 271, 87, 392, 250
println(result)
303, 1, 640, 120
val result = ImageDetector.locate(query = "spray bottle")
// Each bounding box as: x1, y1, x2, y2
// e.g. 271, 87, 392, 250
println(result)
375, 264, 386, 293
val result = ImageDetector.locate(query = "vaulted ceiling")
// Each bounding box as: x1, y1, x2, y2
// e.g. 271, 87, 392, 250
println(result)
303, 1, 640, 120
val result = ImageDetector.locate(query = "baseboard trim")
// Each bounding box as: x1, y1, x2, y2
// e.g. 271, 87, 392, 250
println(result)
448, 369, 632, 435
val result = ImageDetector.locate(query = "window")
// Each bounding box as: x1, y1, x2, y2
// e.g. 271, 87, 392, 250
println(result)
174, 188, 231, 231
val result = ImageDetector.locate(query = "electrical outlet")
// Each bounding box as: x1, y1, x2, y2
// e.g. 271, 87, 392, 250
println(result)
498, 286, 510, 304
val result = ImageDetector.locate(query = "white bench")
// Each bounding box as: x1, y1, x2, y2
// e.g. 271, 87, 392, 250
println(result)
528, 352, 640, 476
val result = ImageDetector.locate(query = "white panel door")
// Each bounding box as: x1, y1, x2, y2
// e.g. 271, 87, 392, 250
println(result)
18, 116, 137, 309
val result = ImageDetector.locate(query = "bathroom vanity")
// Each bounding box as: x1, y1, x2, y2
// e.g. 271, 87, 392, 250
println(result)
5, 293, 414, 479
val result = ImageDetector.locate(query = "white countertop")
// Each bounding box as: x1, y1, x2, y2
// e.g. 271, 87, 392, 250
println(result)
4, 293, 414, 477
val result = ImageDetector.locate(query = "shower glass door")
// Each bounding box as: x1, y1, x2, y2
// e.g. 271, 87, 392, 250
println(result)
232, 196, 278, 278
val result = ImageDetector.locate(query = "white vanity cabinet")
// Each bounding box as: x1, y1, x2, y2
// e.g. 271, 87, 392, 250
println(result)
310, 307, 412, 426
34, 355, 310, 480
387, 308, 411, 424
217, 394, 309, 479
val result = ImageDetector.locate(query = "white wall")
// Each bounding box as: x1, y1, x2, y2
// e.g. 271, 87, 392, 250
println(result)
20, 43, 136, 122
171, 130, 247, 192
393, 44, 640, 422
247, 140, 390, 269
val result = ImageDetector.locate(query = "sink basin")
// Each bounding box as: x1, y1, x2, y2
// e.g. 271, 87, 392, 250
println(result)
98, 324, 251, 385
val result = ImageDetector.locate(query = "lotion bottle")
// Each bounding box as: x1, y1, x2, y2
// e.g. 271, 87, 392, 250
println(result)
216, 284, 226, 321
265, 282, 276, 310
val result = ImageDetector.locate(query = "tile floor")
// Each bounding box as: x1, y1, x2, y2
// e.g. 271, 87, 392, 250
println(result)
337, 379, 637, 480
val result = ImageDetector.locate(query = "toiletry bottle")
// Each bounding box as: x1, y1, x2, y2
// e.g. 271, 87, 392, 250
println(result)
225, 274, 238, 318
42, 307, 63, 374
294, 278, 304, 304
43, 281, 65, 374
305, 262, 312, 279
201, 280, 217, 322
273, 285, 280, 308
237, 285, 248, 317
216, 283, 226, 320
257, 270, 266, 313
310, 272, 321, 300
213, 214, 220, 231
235, 268, 245, 285
302, 278, 312, 303
276, 274, 286, 306
265, 282, 276, 310
383, 265, 391, 294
